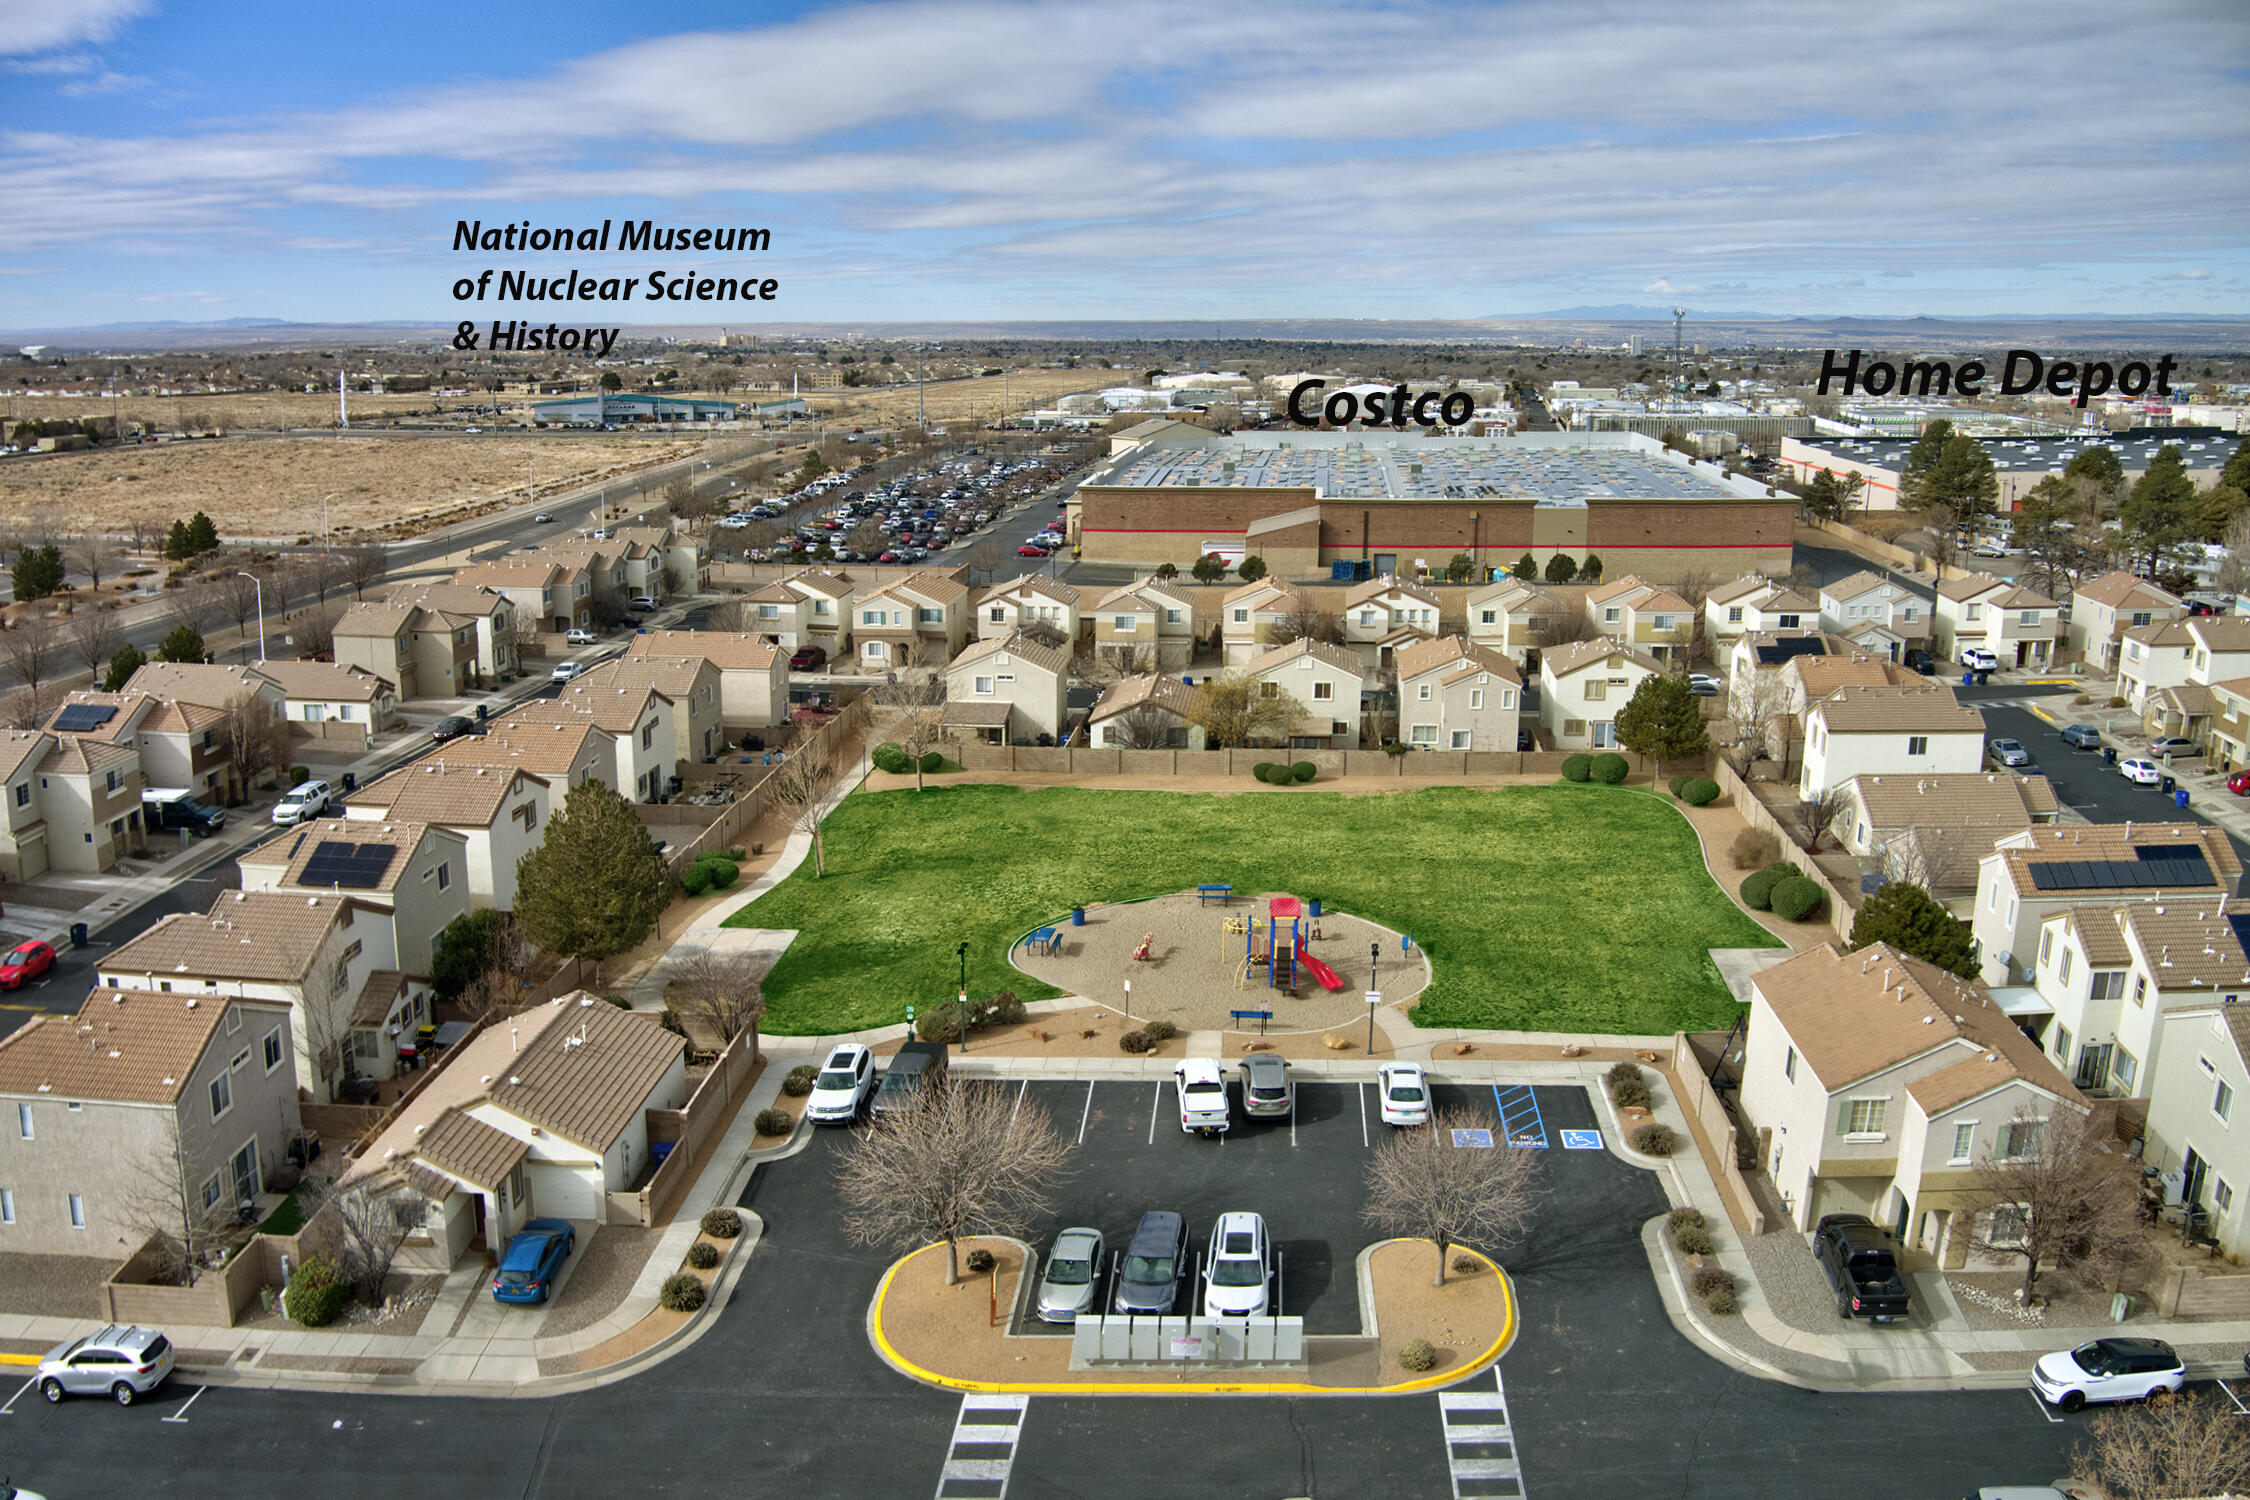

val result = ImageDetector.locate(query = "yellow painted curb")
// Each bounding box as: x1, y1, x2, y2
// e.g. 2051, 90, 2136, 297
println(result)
0, 1353, 41, 1365
2023, 678, 2080, 687
867, 1238, 1515, 1396
2029, 706, 2060, 726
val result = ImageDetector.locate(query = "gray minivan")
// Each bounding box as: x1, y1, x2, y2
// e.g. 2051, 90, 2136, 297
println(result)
1111, 1210, 1189, 1315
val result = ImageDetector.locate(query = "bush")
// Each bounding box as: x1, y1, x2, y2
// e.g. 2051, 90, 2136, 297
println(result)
873, 743, 909, 774
698, 1209, 743, 1240
1591, 752, 1630, 784
753, 1108, 794, 1136
1689, 1267, 1737, 1300
1290, 761, 1317, 784
1452, 1253, 1483, 1274
1119, 1029, 1153, 1054
1610, 1077, 1652, 1110
1561, 753, 1593, 783
1704, 1284, 1740, 1315
1739, 866, 1787, 910
1398, 1338, 1438, 1372
984, 991, 1027, 1026
916, 1006, 966, 1044
918, 750, 944, 773
1142, 1019, 1178, 1042
1382, 741, 1410, 757
289, 765, 310, 785
659, 1273, 708, 1312
1606, 1061, 1645, 1089
965, 1247, 996, 1275
694, 854, 739, 891
1679, 779, 1720, 806
1630, 1122, 1678, 1156
686, 1240, 721, 1270
1729, 827, 1780, 871
1769, 876, 1826, 922
781, 1065, 818, 1097
282, 1254, 351, 1327
1672, 1223, 1716, 1257
681, 865, 712, 897
1252, 762, 1277, 783
1666, 1207, 1706, 1232
1669, 775, 1693, 799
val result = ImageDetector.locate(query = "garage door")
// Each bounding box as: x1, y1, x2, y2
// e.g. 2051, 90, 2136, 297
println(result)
528, 1162, 601, 1222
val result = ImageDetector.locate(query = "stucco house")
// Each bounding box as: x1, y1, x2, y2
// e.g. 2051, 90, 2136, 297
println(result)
1968, 822, 2240, 989
1241, 637, 1367, 750
625, 631, 788, 730
1818, 571, 1931, 662
2068, 572, 2183, 675
1464, 577, 1560, 670
1085, 675, 1203, 749
1221, 580, 1306, 667
450, 558, 589, 636
1833, 770, 2060, 903
345, 762, 553, 911
575, 656, 726, 765
1395, 636, 1522, 751
236, 816, 470, 978
853, 572, 970, 669
2140, 999, 2250, 1259
1340, 575, 1441, 672
1702, 575, 1776, 653
1583, 576, 1695, 664
1801, 684, 1984, 797
1537, 637, 1663, 752
1089, 579, 1197, 671
975, 575, 1081, 647
941, 633, 1072, 744
1934, 573, 2061, 669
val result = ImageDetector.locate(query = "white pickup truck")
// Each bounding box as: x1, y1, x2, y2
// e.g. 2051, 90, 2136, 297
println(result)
1173, 1059, 1231, 1136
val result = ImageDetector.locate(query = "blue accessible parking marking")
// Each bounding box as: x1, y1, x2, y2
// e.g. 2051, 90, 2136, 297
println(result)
1559, 1129, 1603, 1150
1493, 1084, 1548, 1148
1451, 1128, 1494, 1148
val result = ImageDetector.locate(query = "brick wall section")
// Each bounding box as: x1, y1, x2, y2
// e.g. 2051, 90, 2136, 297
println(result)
1669, 1033, 1768, 1237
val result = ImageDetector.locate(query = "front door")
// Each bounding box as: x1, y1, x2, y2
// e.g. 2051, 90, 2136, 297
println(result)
230, 1139, 259, 1208
2185, 1149, 2210, 1210
2074, 1043, 2112, 1092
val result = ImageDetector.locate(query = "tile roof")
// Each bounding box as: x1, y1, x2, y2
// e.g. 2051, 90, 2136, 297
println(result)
1541, 636, 1663, 678
1938, 571, 2012, 602
414, 1107, 529, 1192
254, 661, 391, 702
2226, 1004, 2250, 1078
2186, 616, 2250, 654
1987, 583, 2059, 610
1705, 574, 1774, 605
1991, 823, 2241, 899
1753, 941, 2081, 1103
335, 602, 419, 639
348, 762, 548, 825
1841, 771, 2058, 832
1395, 634, 1522, 686
1810, 683, 1983, 733
777, 569, 854, 600
2053, 906, 2134, 968
349, 969, 409, 1028
119, 662, 275, 710
950, 632, 1070, 679
1243, 636, 1365, 680
0, 989, 276, 1105
1787, 655, 1902, 697
2123, 619, 2196, 649
2121, 897, 2250, 992
241, 817, 452, 896
1344, 575, 1440, 609
1093, 578, 1194, 613
507, 680, 667, 735
1088, 674, 1198, 724
52, 690, 226, 739
575, 655, 716, 705
1465, 577, 1552, 610
103, 891, 371, 984
0, 730, 51, 782
1752, 588, 1821, 613
941, 701, 1014, 727
863, 570, 967, 608
339, 1003, 572, 1192
38, 735, 137, 778
422, 721, 603, 778
979, 574, 1080, 607
1583, 574, 1651, 605
452, 559, 567, 590
2151, 683, 2215, 717
2075, 572, 2181, 611
625, 631, 781, 672
480, 995, 683, 1151
1819, 571, 1894, 602
1221, 579, 1301, 610
386, 582, 513, 619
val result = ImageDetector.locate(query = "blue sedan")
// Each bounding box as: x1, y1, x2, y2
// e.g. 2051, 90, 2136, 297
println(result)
492, 1218, 576, 1304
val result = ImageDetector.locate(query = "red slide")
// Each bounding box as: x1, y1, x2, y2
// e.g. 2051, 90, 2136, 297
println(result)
1295, 942, 1346, 991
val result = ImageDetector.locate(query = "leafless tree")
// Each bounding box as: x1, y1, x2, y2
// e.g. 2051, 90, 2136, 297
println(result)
167, 580, 221, 636
296, 950, 358, 1102
1073, 643, 1154, 687
122, 1113, 240, 1286
836, 1080, 1073, 1286
1267, 606, 1344, 648
66, 534, 119, 593
217, 571, 265, 660
765, 735, 842, 877
1187, 672, 1302, 748
1880, 825, 1983, 898
290, 606, 339, 661
0, 684, 55, 731
876, 670, 951, 788
323, 1175, 424, 1303
453, 914, 540, 1023
969, 536, 1008, 585
2, 610, 61, 697
1796, 787, 1845, 853
1728, 668, 1790, 772
1017, 619, 1070, 654
340, 544, 387, 600
64, 604, 123, 677
846, 519, 886, 559
2073, 1390, 2250, 1498
126, 514, 167, 559
662, 945, 768, 1055
1109, 704, 1180, 750
298, 550, 341, 607
217, 691, 290, 804
1363, 1106, 1544, 1287
1964, 1105, 2141, 1304
1539, 609, 1595, 649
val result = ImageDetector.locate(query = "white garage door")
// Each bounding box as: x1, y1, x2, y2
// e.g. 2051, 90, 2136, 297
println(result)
528, 1162, 601, 1222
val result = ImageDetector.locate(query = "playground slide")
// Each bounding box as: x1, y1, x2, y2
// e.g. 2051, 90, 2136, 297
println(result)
1295, 942, 1345, 991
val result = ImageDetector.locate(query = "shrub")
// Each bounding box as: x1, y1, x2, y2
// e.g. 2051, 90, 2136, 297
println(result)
283, 1254, 351, 1327
602, 993, 631, 1009
2073, 693, 2092, 706
1769, 876, 1826, 922
686, 1240, 721, 1270
699, 1209, 743, 1239
873, 743, 910, 774
1672, 1223, 1716, 1257
1666, 1207, 1706, 1232
681, 865, 712, 897
2108, 695, 2127, 709
916, 1006, 966, 1044
1689, 1267, 1737, 1300
781, 1065, 818, 1097
1630, 1122, 1678, 1156
984, 991, 1027, 1026
1452, 1253, 1482, 1274
659, 1273, 708, 1312
1606, 1061, 1645, 1089
1119, 1029, 1153, 1054
1730, 827, 1780, 871
1398, 1338, 1438, 1372
289, 765, 310, 785
694, 854, 739, 890
1610, 1077, 1652, 1110
965, 1247, 996, 1275
918, 750, 944, 773
1679, 779, 1720, 806
1591, 752, 1630, 784
1739, 866, 1786, 910
1382, 741, 1410, 757
1561, 753, 1593, 783
1704, 1284, 1740, 1315
1254, 762, 1280, 783
753, 1108, 794, 1136
1669, 774, 1693, 799
1142, 1019, 1178, 1042
1291, 760, 1317, 783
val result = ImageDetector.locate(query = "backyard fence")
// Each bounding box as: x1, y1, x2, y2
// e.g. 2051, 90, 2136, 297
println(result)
658, 693, 870, 877
1669, 1032, 1767, 1237
99, 1235, 270, 1329
610, 1023, 763, 1228
1708, 756, 1858, 943
948, 745, 1580, 778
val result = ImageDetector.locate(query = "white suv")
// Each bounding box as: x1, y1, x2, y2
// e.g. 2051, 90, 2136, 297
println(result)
1173, 1058, 1230, 1135
271, 779, 333, 826
1376, 1063, 1430, 1127
1201, 1211, 1273, 1318
38, 1324, 175, 1405
804, 1043, 875, 1124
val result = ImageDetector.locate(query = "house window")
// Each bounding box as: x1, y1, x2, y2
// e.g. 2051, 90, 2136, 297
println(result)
2131, 611, 2151, 627
989, 607, 1006, 624
1844, 1099, 1887, 1136
2058, 948, 2073, 985
2132, 975, 2147, 1006
1563, 719, 1585, 736
1417, 683, 1432, 701
860, 610, 883, 627
436, 862, 451, 891
1986, 884, 1998, 912
1967, 603, 1984, 621
1603, 608, 1619, 623
974, 675, 994, 695
1469, 689, 1483, 710
209, 1072, 231, 1120
2019, 611, 2039, 626
15, 1103, 29, 1140
1907, 735, 1928, 756
2000, 1120, 2044, 1159
67, 1194, 84, 1229
1312, 682, 1333, 702
1411, 724, 1438, 744
0, 1188, 11, 1223
2217, 1079, 2234, 1123
917, 608, 942, 625
2112, 1046, 2139, 1093
305, 704, 326, 724
11, 783, 23, 808
1777, 614, 1800, 629
1901, 606, 1918, 622
1651, 615, 1672, 631
2089, 970, 2127, 1001
2218, 1179, 2236, 1216
1360, 610, 1377, 626
1783, 1046, 1796, 1082
1259, 682, 1279, 698
1590, 722, 1617, 749
2052, 1023, 2074, 1062
1450, 731, 1471, 749
201, 1174, 225, 1213
1480, 609, 1497, 625
1114, 615, 1134, 631
1232, 609, 1249, 623
1727, 606, 1743, 623
757, 605, 780, 620
264, 1028, 285, 1072
1583, 681, 1605, 702
641, 723, 654, 750
1164, 609, 1182, 624
1950, 1123, 1976, 1163
1990, 1203, 2028, 1246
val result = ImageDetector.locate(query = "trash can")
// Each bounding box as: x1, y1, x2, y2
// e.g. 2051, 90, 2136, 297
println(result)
1071, 906, 1086, 926
2103, 747, 2117, 766
475, 703, 488, 722
1308, 898, 1322, 918
2177, 788, 2191, 809
2162, 774, 2176, 793
69, 922, 87, 949
1961, 671, 1975, 686
341, 771, 356, 793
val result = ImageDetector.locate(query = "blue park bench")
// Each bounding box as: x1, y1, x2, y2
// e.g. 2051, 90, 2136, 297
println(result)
1197, 884, 1234, 906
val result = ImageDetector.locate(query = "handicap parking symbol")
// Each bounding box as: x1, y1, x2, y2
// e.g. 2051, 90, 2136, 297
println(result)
1560, 1129, 1604, 1150
1450, 1128, 1494, 1148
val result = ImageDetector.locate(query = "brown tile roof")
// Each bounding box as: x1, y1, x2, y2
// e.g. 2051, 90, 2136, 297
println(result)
2151, 683, 2215, 717
255, 661, 392, 703
414, 1107, 529, 1192
863, 570, 967, 608
1993, 823, 2241, 899
349, 970, 409, 1028
1584, 574, 1651, 606
1705, 574, 1774, 605
979, 574, 1079, 607
1465, 577, 1551, 610
452, 559, 567, 590
941, 701, 1014, 728
1088, 675, 1197, 724
0, 989, 278, 1105
1753, 588, 1820, 613
2054, 906, 2133, 968
103, 891, 371, 984
1820, 571, 1894, 602
2124, 620, 2196, 649
52, 691, 226, 739
1542, 636, 1663, 679
2226, 1004, 2250, 1077
2121, 897, 2250, 992
1395, 635, 1521, 686
1788, 655, 1902, 698
38, 736, 137, 778
423, 721, 604, 778
1093, 579, 1194, 613
348, 762, 547, 825
335, 602, 419, 639
242, 817, 452, 896
1842, 771, 2058, 833
1810, 683, 1983, 734
2075, 572, 2180, 611
950, 632, 1070, 679
576, 655, 716, 706
778, 569, 854, 600
119, 662, 275, 710
0, 730, 51, 782
1938, 571, 2011, 602
2186, 617, 2250, 654
508, 680, 667, 735
481, 996, 683, 1151
1988, 584, 2059, 610
625, 631, 781, 672
387, 583, 513, 619
1221, 579, 1301, 610
1753, 941, 2081, 1103
1243, 636, 1365, 680
1344, 575, 1440, 609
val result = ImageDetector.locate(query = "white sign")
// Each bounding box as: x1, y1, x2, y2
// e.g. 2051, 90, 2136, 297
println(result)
1169, 1336, 1203, 1359
1365, 990, 1382, 1006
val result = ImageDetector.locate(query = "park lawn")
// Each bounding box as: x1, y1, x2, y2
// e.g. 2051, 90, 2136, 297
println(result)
728, 782, 1780, 1038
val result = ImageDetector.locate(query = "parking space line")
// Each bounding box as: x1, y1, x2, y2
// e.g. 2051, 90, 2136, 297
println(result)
160, 1385, 205, 1423
1076, 1081, 1094, 1144
1359, 1082, 1370, 1148
0, 1376, 35, 1415
2027, 1387, 2064, 1425
1008, 1079, 1027, 1134
1148, 1083, 1161, 1145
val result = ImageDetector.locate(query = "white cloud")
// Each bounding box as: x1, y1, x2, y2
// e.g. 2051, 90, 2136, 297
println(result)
59, 70, 144, 97
2157, 269, 2214, 281
0, 0, 152, 57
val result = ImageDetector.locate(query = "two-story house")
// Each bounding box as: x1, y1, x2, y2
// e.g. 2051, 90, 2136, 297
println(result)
114, 662, 285, 717
450, 558, 588, 636
1085, 676, 1203, 749
942, 633, 1072, 744
1800, 683, 1984, 797
335, 601, 481, 701
1537, 637, 1663, 751
1833, 770, 2059, 904
853, 572, 969, 668
2130, 616, 2250, 748
1584, 576, 1696, 664
346, 762, 553, 911
1463, 577, 1560, 671
2115, 620, 2199, 715
251, 661, 401, 744
1395, 636, 1523, 751
0, 732, 54, 881
503, 681, 677, 803
2140, 999, 2250, 1260
1241, 638, 1367, 750
975, 575, 1081, 648
1341, 576, 1442, 673
0, 989, 301, 1257
1221, 580, 1306, 667
1818, 571, 1932, 663
35, 735, 145, 873
1738, 586, 1821, 637
1702, 575, 1777, 653
624, 631, 787, 730
378, 584, 519, 683
609, 524, 707, 597
574, 656, 725, 765
1740, 940, 2084, 1264
1968, 822, 2240, 988
420, 719, 608, 798
1089, 579, 1197, 671
236, 816, 471, 977
2068, 572, 2184, 675
44, 690, 233, 805
1935, 573, 2061, 669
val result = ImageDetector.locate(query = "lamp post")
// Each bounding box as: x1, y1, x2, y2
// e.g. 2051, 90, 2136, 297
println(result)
1368, 942, 1381, 1057
236, 571, 266, 662
957, 941, 970, 1053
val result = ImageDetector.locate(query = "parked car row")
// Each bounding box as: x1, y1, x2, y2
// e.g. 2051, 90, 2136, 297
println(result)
721, 447, 1084, 565
803, 1041, 950, 1123
1037, 1209, 1278, 1322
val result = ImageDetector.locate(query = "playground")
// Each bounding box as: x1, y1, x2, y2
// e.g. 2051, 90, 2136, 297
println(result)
1010, 891, 1430, 1036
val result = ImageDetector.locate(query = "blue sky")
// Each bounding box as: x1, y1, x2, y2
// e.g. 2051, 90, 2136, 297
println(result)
1, 0, 2246, 329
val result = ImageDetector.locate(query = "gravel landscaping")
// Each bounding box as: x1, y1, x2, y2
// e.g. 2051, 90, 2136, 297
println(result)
0, 1253, 119, 1320
538, 1224, 664, 1340
1739, 1227, 1848, 1336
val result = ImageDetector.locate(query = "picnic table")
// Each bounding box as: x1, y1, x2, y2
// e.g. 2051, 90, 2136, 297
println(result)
1198, 884, 1234, 906
1024, 927, 1061, 956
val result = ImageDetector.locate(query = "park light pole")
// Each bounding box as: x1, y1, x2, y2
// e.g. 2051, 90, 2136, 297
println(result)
1368, 941, 1381, 1057
957, 941, 970, 1053
236, 571, 266, 662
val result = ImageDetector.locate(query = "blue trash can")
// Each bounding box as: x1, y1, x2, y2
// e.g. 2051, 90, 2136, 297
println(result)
1962, 671, 1975, 686
1308, 898, 1322, 918
1071, 906, 1085, 926
2177, 788, 2191, 809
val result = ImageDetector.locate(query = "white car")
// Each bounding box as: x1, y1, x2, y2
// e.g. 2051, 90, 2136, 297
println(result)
1961, 648, 2001, 672
629, 595, 661, 612
270, 779, 334, 826
1375, 1063, 1430, 1127
37, 1324, 174, 1405
551, 661, 585, 682
2029, 1337, 2184, 1412
1173, 1058, 1230, 1135
2118, 757, 2162, 785
803, 1043, 875, 1124
1201, 1211, 1273, 1318
565, 627, 598, 645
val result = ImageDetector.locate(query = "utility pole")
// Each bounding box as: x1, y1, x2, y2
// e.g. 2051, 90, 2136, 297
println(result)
338, 364, 348, 430
1671, 308, 1686, 407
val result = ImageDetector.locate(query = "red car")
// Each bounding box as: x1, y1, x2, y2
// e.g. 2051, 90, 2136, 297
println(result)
0, 939, 55, 988
1017, 544, 1050, 557
2229, 771, 2250, 796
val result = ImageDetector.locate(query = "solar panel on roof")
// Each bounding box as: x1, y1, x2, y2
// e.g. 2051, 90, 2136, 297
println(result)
52, 704, 118, 732
299, 839, 399, 890
1754, 638, 1825, 665
2028, 853, 2214, 892
2136, 844, 2202, 862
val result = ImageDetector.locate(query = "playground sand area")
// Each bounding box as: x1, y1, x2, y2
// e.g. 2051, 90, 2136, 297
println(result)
1010, 891, 1429, 1036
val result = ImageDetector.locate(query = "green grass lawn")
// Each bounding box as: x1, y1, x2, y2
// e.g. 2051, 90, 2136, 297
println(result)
729, 783, 1779, 1038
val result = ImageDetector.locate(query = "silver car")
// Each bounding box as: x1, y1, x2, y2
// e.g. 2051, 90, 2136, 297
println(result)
1035, 1227, 1105, 1323
38, 1324, 174, 1405
1240, 1054, 1294, 1118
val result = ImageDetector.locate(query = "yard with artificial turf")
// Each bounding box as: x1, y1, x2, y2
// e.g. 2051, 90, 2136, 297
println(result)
728, 782, 1780, 1037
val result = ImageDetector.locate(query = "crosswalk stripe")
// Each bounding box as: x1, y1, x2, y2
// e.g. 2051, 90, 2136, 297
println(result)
937, 1393, 1029, 1500
1440, 1375, 1524, 1499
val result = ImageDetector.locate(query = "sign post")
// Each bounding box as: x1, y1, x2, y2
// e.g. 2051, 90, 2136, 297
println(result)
1365, 989, 1381, 1058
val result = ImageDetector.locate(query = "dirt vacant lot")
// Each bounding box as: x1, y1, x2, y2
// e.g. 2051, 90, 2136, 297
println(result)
805, 368, 1110, 427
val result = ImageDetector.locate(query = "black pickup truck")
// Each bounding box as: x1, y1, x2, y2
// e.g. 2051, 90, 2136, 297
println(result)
1812, 1213, 1912, 1323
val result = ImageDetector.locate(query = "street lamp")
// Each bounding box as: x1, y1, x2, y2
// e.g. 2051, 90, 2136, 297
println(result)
956, 941, 970, 1053
1368, 942, 1381, 1057
236, 571, 266, 662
